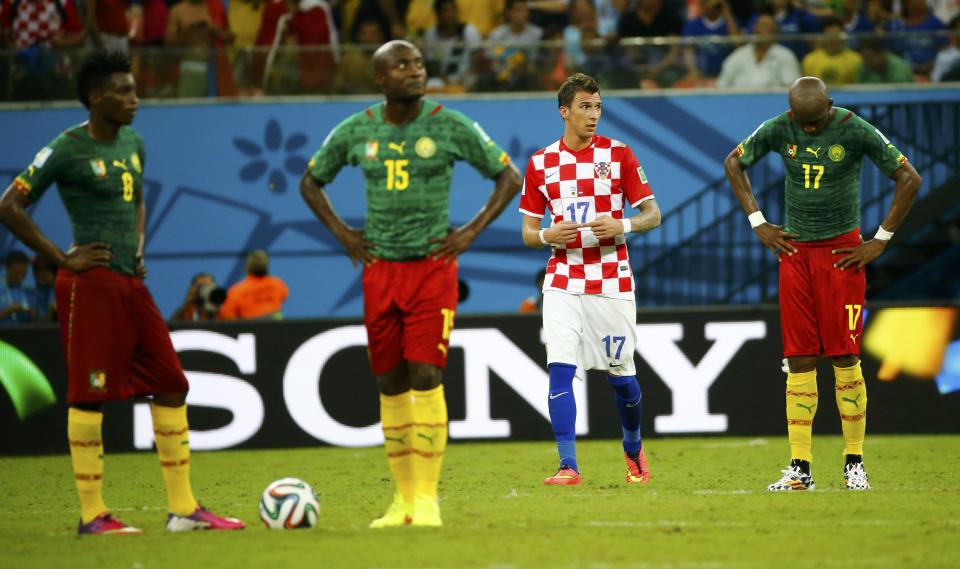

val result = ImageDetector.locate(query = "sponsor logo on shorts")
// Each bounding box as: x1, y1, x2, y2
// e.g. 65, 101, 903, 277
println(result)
89, 370, 107, 392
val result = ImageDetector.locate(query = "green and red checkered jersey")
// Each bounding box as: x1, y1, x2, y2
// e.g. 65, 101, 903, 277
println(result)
12, 124, 145, 276
736, 107, 907, 242
309, 99, 510, 260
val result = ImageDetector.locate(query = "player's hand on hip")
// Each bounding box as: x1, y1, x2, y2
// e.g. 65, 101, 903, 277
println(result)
429, 226, 479, 262
833, 239, 886, 271
340, 228, 376, 268
62, 242, 113, 272
754, 224, 798, 257
135, 255, 148, 279
544, 221, 581, 245
584, 216, 622, 240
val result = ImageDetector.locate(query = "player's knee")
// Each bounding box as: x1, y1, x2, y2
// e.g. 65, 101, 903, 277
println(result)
408, 364, 442, 391
786, 356, 817, 373
153, 392, 187, 407
832, 355, 860, 368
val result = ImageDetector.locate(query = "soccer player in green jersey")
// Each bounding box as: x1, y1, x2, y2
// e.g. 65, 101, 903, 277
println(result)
0, 51, 244, 534
724, 76, 921, 491
301, 40, 522, 528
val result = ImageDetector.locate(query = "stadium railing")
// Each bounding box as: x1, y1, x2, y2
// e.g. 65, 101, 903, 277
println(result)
0, 29, 957, 102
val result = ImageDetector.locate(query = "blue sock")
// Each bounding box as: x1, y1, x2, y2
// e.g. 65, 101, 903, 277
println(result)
548, 363, 578, 471
608, 374, 642, 455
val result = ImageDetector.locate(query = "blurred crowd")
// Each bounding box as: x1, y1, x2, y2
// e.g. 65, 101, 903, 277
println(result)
0, 0, 958, 98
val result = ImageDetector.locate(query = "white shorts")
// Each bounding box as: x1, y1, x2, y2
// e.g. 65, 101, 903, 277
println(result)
542, 290, 637, 379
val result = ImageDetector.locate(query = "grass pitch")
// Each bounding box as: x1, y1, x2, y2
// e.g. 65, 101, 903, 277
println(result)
2, 435, 957, 569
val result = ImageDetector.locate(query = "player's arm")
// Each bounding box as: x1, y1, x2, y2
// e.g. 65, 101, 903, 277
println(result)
833, 161, 921, 270
521, 214, 580, 248
0, 187, 112, 272
299, 172, 374, 268
429, 161, 523, 261
723, 143, 799, 257
587, 199, 662, 239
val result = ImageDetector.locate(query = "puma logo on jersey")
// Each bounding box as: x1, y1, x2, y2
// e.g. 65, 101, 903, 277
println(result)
384, 435, 406, 445
112, 159, 129, 171
850, 333, 860, 344
805, 146, 821, 158
388, 142, 406, 155
417, 432, 436, 447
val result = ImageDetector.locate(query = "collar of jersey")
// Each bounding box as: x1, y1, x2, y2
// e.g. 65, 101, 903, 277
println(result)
559, 134, 597, 155
371, 99, 438, 124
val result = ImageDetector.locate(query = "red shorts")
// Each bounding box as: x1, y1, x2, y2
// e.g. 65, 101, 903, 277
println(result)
779, 228, 866, 358
362, 258, 458, 375
56, 268, 189, 404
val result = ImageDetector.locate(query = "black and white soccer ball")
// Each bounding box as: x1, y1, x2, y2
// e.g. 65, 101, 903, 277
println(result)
259, 478, 320, 529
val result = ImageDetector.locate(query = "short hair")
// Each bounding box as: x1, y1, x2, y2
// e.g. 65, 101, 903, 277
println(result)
246, 250, 270, 276
5, 250, 29, 266
557, 73, 600, 108
191, 272, 214, 285
820, 16, 842, 30
76, 50, 132, 109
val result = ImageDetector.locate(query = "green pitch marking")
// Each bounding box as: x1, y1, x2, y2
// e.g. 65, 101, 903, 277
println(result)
0, 340, 56, 419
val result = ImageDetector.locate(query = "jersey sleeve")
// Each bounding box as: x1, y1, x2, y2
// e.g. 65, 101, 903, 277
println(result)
135, 131, 146, 172
620, 145, 654, 208
447, 110, 510, 179
12, 140, 66, 204
858, 115, 907, 178
308, 116, 354, 186
736, 118, 778, 168
518, 156, 547, 218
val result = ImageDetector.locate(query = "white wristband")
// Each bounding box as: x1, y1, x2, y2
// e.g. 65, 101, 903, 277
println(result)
621, 219, 632, 234
538, 229, 549, 245
874, 225, 894, 241
748, 211, 767, 229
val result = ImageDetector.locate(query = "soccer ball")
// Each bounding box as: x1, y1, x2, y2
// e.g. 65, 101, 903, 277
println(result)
259, 478, 320, 529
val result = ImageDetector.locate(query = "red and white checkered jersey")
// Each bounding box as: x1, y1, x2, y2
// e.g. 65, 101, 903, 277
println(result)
519, 134, 654, 298
1, 0, 82, 50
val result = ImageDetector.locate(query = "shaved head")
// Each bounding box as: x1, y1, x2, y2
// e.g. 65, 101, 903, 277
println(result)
372, 40, 420, 73
789, 76, 829, 118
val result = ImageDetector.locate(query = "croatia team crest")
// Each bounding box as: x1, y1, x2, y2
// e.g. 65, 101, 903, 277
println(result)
787, 144, 797, 159
594, 161, 610, 180
89, 370, 106, 392
89, 159, 106, 177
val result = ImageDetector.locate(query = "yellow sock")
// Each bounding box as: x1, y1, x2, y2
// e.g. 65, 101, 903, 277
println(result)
835, 363, 867, 456
151, 404, 198, 515
786, 370, 818, 463
380, 392, 416, 504
68, 408, 108, 524
410, 385, 448, 499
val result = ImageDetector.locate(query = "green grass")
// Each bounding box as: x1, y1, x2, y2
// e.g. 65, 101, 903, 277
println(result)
2, 435, 958, 569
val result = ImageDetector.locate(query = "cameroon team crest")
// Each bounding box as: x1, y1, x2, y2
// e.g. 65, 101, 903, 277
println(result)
415, 137, 436, 158
787, 144, 797, 159
829, 144, 845, 162
365, 140, 379, 160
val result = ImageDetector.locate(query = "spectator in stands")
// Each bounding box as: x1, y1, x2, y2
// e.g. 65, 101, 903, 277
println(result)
486, 0, 543, 90
165, 0, 233, 97
141, 0, 167, 45
682, 0, 741, 80
901, 0, 947, 75
337, 16, 385, 93
30, 255, 57, 322
84, 0, 132, 51
171, 272, 225, 321
805, 0, 839, 19
1, 0, 85, 49
617, 0, 685, 87
405, 0, 505, 37
802, 17, 863, 84
218, 250, 288, 320
929, 0, 958, 29
932, 15, 960, 81
842, 0, 875, 35
230, 0, 265, 49
423, 0, 482, 91
747, 0, 821, 60
857, 36, 914, 83
0, 250, 34, 324
285, 0, 340, 93
717, 14, 800, 88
